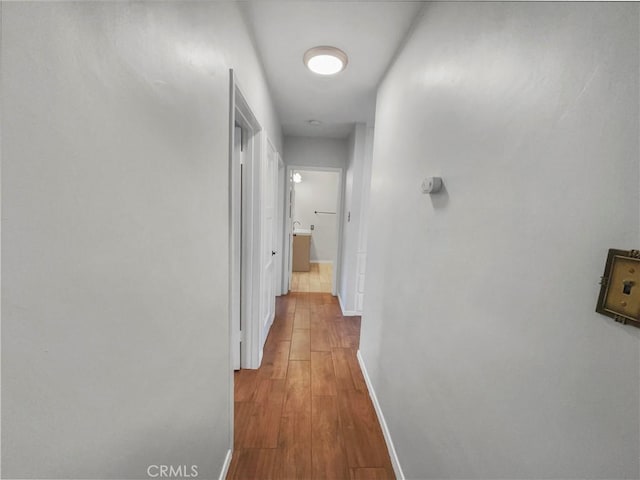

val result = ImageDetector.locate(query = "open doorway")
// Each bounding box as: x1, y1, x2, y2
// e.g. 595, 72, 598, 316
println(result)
286, 167, 342, 294
230, 70, 280, 373
230, 77, 261, 372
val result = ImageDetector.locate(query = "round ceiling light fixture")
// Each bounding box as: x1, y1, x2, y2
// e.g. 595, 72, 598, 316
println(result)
308, 119, 322, 126
303, 46, 348, 75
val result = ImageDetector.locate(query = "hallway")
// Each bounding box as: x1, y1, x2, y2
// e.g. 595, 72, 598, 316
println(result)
4, 2, 640, 479
228, 293, 394, 479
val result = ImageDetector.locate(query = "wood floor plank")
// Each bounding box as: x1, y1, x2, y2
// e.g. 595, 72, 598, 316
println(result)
271, 341, 291, 379
275, 412, 312, 480
327, 302, 343, 319
344, 316, 362, 336
227, 448, 278, 480
320, 293, 334, 305
235, 369, 258, 402
253, 377, 284, 403
294, 292, 309, 309
309, 293, 323, 306
285, 297, 297, 314
311, 351, 337, 396
309, 303, 323, 319
335, 320, 360, 348
310, 277, 322, 292
294, 307, 310, 329
346, 349, 368, 393
234, 401, 255, 450
268, 313, 294, 343
351, 467, 394, 480
276, 295, 294, 317
310, 325, 331, 352
338, 389, 391, 468
312, 396, 349, 480
292, 263, 332, 293
243, 411, 281, 449
311, 318, 341, 351
332, 348, 355, 391
326, 319, 342, 349
283, 360, 311, 415
310, 308, 332, 351
346, 334, 360, 349
242, 379, 285, 448
290, 328, 311, 361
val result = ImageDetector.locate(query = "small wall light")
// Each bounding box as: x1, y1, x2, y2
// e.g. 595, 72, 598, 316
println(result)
293, 172, 302, 183
304, 46, 348, 75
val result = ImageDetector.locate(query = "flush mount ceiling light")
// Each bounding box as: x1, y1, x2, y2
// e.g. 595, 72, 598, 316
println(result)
308, 119, 322, 126
303, 46, 348, 75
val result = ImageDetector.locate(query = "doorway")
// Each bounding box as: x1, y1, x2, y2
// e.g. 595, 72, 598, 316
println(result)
230, 71, 280, 372
230, 81, 261, 372
285, 167, 342, 295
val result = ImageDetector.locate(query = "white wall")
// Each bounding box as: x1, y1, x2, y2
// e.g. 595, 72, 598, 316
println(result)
293, 170, 340, 263
283, 135, 348, 169
361, 2, 640, 479
1, 2, 280, 478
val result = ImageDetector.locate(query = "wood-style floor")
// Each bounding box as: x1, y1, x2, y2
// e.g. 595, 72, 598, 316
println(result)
228, 292, 395, 480
291, 263, 332, 293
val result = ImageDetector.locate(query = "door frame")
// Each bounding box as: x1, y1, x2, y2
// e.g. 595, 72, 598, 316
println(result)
275, 154, 286, 296
229, 70, 263, 372
283, 165, 344, 296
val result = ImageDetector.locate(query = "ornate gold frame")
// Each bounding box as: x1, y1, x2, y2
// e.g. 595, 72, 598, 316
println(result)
596, 249, 640, 328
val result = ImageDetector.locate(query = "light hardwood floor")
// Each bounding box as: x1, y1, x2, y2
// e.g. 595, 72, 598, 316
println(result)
228, 292, 395, 480
292, 263, 332, 293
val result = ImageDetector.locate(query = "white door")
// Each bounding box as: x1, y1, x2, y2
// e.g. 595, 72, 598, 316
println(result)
261, 140, 277, 345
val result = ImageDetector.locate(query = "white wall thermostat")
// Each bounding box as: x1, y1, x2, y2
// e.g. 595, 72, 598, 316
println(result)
421, 177, 443, 194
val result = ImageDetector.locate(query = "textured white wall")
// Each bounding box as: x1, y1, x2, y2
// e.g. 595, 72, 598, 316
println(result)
1, 2, 280, 478
293, 171, 340, 263
283, 136, 348, 169
361, 2, 640, 479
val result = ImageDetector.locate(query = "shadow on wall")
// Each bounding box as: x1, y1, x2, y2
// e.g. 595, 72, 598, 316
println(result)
429, 180, 450, 210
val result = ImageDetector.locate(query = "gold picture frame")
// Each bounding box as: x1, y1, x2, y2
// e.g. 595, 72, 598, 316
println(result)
596, 249, 640, 328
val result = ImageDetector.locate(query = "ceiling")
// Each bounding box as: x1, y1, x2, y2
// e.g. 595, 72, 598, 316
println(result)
240, 1, 425, 138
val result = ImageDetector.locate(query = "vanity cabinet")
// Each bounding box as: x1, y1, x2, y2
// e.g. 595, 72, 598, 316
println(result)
292, 233, 311, 272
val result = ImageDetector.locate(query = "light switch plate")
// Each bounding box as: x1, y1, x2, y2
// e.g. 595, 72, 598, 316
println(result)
596, 249, 640, 328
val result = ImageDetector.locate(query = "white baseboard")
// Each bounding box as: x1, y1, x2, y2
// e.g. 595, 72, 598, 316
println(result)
219, 449, 232, 480
337, 293, 359, 317
310, 260, 333, 264
357, 351, 405, 480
